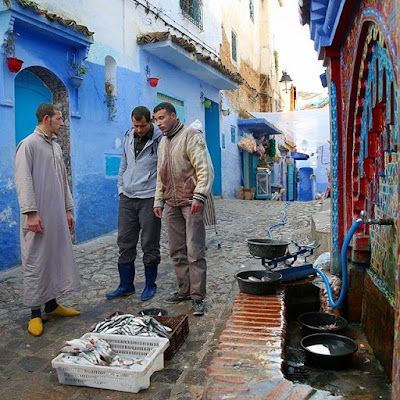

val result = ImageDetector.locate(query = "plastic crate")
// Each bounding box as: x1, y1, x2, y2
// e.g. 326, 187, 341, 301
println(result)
51, 333, 169, 393
154, 314, 189, 360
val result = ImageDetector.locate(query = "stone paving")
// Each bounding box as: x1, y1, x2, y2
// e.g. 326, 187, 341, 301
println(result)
0, 199, 390, 399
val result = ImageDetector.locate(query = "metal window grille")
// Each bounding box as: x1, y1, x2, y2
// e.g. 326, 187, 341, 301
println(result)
249, 0, 254, 22
157, 92, 184, 107
231, 30, 237, 62
180, 0, 203, 29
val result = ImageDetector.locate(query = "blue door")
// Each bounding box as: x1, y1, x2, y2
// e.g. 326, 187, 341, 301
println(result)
15, 70, 52, 146
204, 100, 221, 195
287, 164, 294, 201
298, 167, 314, 201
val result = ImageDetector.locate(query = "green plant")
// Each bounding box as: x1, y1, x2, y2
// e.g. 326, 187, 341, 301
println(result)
71, 62, 87, 76
274, 50, 279, 77
104, 80, 117, 121
2, 28, 19, 58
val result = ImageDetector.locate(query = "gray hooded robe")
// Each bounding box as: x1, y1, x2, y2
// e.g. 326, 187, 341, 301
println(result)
15, 128, 81, 307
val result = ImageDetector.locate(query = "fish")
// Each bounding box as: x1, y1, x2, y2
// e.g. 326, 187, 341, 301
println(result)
91, 314, 172, 338
59, 335, 142, 369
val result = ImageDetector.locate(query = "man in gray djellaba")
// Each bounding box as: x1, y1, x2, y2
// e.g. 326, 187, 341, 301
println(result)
15, 103, 81, 337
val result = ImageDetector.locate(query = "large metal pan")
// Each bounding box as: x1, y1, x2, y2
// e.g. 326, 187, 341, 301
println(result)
235, 270, 282, 295
300, 333, 358, 369
298, 312, 348, 336
247, 238, 289, 259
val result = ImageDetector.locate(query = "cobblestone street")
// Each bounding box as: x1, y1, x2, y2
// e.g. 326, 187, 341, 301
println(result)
0, 199, 356, 399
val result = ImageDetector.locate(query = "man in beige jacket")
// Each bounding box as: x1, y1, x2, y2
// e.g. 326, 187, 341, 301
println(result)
153, 102, 214, 316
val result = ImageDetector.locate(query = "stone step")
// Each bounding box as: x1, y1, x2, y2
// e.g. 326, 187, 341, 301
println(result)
204, 291, 344, 400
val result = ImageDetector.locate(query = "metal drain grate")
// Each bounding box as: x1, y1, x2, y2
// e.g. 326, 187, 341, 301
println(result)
283, 361, 309, 380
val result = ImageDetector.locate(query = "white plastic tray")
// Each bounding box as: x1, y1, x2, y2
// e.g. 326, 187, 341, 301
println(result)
52, 333, 169, 393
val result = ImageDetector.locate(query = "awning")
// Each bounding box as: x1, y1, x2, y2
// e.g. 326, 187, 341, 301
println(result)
291, 151, 309, 160
237, 118, 284, 138
139, 39, 239, 90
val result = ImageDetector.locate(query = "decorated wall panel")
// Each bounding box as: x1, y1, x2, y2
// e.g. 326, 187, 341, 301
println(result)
350, 24, 398, 301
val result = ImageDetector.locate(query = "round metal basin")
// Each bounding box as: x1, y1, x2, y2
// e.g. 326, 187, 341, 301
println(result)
298, 312, 348, 335
235, 270, 282, 295
247, 238, 289, 259
300, 333, 358, 369
137, 308, 168, 316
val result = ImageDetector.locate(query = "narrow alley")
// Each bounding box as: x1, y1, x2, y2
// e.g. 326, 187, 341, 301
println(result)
0, 199, 391, 399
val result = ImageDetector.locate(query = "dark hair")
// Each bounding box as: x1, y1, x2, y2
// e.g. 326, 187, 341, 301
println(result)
131, 106, 151, 122
36, 103, 60, 123
153, 102, 176, 115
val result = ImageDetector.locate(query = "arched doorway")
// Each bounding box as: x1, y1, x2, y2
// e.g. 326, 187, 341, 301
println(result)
14, 66, 72, 185
15, 70, 52, 145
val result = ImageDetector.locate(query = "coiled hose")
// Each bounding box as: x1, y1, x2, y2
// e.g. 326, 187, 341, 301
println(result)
266, 208, 363, 309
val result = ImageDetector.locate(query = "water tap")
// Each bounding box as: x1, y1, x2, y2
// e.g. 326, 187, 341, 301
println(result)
360, 210, 394, 226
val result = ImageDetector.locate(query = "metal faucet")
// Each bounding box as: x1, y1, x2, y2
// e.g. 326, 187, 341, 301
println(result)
360, 210, 394, 226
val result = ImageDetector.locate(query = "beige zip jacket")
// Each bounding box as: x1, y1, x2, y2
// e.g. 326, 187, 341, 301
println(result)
154, 124, 214, 208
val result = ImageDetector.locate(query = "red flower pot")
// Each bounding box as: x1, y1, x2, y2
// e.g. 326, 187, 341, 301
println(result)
148, 77, 159, 87
7, 57, 24, 73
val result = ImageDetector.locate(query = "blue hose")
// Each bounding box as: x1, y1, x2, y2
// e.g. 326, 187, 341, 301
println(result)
267, 202, 290, 239
314, 218, 363, 308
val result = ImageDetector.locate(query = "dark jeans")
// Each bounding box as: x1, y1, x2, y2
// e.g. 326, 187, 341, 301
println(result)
117, 195, 161, 266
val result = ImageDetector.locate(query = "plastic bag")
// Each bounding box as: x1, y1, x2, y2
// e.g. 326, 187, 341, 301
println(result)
238, 133, 257, 153
314, 252, 331, 271
255, 143, 265, 158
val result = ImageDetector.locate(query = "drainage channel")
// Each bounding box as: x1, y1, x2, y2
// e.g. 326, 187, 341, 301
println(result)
283, 282, 392, 399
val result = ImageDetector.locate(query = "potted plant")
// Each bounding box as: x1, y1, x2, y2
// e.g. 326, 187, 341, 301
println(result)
69, 62, 87, 88
104, 80, 117, 121
2, 29, 23, 73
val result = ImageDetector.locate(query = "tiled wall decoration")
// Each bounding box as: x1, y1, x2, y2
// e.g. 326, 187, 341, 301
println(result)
330, 81, 340, 274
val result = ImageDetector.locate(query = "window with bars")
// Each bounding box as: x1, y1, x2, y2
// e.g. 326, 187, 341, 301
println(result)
180, 0, 203, 29
231, 30, 238, 63
249, 0, 254, 22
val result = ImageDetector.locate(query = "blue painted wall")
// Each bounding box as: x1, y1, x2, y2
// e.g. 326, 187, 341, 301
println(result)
69, 62, 141, 242
0, 17, 226, 270
0, 10, 141, 269
220, 98, 241, 198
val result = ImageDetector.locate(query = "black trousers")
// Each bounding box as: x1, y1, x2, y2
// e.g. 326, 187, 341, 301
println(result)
117, 195, 161, 266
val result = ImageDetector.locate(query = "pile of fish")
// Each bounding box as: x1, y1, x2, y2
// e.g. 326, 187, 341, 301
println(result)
244, 275, 272, 282
59, 336, 141, 368
317, 323, 338, 330
91, 313, 172, 338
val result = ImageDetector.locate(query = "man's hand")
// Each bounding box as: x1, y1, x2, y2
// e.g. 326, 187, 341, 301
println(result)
66, 210, 75, 231
27, 212, 44, 234
154, 207, 163, 218
190, 199, 203, 214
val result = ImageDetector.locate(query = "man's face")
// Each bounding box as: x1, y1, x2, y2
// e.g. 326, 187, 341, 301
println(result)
154, 109, 176, 133
132, 116, 151, 137
47, 111, 64, 135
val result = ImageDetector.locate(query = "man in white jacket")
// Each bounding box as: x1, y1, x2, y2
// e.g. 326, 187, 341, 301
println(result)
153, 102, 214, 316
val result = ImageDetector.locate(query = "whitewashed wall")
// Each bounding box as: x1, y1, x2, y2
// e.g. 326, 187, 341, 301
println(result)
31, 0, 224, 70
